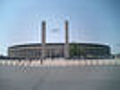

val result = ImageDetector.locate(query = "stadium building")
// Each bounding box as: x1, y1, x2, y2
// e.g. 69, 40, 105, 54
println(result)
8, 21, 111, 59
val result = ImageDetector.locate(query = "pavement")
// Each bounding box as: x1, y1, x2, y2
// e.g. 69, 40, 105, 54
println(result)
0, 65, 120, 90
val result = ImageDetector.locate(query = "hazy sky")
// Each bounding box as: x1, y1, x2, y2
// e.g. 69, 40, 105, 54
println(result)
0, 0, 120, 55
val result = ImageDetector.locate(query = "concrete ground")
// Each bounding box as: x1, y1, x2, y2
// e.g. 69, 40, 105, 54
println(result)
0, 65, 120, 90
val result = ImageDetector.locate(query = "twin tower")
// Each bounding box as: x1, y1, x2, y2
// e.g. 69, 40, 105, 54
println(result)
41, 20, 69, 59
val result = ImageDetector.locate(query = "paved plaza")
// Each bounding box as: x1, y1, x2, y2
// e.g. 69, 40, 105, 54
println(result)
0, 60, 120, 90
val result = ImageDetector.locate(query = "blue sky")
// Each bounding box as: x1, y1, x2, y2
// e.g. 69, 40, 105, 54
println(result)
0, 0, 120, 55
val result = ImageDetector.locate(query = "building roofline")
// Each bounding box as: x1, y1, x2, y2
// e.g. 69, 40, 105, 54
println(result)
8, 42, 110, 49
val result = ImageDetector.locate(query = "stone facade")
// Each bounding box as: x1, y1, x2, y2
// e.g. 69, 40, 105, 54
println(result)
8, 43, 111, 59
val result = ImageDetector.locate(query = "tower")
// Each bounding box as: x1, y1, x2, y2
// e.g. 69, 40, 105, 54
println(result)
41, 21, 46, 59
64, 20, 69, 58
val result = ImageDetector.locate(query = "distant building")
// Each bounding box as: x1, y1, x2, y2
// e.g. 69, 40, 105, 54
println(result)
8, 43, 111, 59
114, 53, 120, 59
8, 21, 111, 59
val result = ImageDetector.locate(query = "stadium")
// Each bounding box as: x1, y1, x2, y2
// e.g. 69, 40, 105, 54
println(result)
8, 43, 111, 59
8, 21, 111, 59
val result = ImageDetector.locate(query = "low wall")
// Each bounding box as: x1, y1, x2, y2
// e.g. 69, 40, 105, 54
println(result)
0, 59, 120, 67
